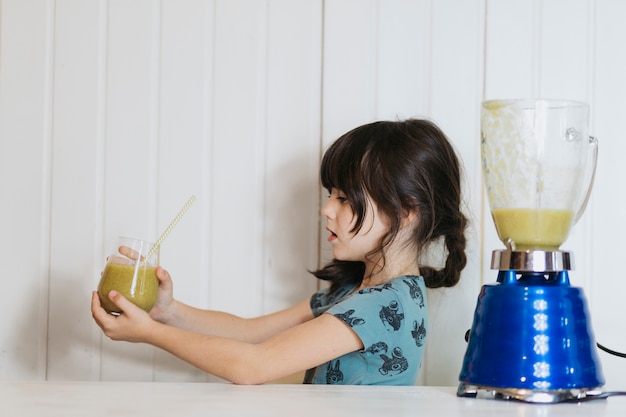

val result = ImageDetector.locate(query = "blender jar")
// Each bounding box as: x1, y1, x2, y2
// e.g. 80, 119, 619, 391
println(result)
481, 99, 597, 251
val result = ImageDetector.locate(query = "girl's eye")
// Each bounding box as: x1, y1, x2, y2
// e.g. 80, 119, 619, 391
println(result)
329, 189, 348, 203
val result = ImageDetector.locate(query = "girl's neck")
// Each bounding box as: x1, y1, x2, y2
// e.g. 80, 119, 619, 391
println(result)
359, 226, 421, 289
360, 254, 420, 289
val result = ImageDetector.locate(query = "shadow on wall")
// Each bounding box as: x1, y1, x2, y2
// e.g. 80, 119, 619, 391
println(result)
6, 281, 47, 379
9, 271, 106, 379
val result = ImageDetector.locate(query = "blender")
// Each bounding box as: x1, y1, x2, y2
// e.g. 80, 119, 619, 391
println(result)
458, 99, 604, 403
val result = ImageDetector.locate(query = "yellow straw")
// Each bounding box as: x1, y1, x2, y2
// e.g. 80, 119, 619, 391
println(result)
145, 195, 196, 260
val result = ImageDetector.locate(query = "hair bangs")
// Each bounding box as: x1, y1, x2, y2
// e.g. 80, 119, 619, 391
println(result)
320, 134, 364, 199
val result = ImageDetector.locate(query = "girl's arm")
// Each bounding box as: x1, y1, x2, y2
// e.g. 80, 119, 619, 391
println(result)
148, 266, 314, 343
91, 291, 363, 384
160, 298, 315, 343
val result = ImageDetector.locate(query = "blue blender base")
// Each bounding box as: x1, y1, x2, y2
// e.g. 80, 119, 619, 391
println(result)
458, 269, 605, 403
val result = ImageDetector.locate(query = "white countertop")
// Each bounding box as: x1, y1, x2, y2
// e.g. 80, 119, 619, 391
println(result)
2, 381, 626, 416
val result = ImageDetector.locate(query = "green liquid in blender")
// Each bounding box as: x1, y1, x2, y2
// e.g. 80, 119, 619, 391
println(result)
492, 208, 574, 251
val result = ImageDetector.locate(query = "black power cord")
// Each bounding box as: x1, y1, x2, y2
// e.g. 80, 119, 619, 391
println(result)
565, 391, 626, 402
597, 342, 626, 359
573, 343, 626, 401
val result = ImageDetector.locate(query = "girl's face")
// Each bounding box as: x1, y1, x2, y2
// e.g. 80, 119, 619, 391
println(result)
321, 188, 390, 263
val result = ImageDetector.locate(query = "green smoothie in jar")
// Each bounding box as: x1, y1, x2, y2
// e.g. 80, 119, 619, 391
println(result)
97, 263, 158, 314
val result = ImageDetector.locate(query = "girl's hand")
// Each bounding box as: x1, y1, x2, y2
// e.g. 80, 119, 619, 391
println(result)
147, 266, 176, 323
108, 247, 176, 323
91, 291, 155, 343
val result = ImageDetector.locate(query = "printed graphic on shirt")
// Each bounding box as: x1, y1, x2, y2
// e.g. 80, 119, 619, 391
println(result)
365, 341, 388, 355
310, 285, 354, 315
310, 293, 324, 312
334, 309, 366, 327
365, 342, 409, 377
326, 359, 343, 384
411, 318, 426, 347
358, 282, 395, 293
379, 300, 404, 331
379, 347, 409, 376
402, 277, 425, 308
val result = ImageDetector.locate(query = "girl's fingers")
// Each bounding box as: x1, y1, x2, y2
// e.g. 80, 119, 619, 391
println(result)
91, 292, 112, 324
119, 245, 142, 261
107, 290, 133, 313
156, 266, 170, 283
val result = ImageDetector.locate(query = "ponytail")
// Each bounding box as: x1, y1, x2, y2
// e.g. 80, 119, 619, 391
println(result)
422, 217, 468, 288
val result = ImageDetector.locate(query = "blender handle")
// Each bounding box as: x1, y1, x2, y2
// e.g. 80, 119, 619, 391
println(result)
574, 135, 598, 223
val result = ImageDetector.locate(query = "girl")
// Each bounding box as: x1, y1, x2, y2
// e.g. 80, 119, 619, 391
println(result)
91, 118, 468, 385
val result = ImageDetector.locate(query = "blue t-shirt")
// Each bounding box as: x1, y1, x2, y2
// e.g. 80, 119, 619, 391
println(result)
303, 275, 428, 385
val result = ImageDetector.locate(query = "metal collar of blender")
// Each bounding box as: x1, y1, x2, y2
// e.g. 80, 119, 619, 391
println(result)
491, 250, 573, 272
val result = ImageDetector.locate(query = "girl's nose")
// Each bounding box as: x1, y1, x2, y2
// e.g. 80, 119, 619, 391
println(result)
321, 198, 333, 218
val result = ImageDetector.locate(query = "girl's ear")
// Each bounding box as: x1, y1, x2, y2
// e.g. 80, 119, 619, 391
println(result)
401, 209, 418, 228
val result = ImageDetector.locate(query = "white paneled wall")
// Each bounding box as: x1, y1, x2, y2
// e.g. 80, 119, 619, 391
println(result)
1, 0, 626, 389
590, 0, 626, 392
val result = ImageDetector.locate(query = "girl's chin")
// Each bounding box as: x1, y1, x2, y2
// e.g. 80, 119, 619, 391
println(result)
332, 253, 357, 262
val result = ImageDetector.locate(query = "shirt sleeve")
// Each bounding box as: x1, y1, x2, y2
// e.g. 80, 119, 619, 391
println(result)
322, 286, 412, 352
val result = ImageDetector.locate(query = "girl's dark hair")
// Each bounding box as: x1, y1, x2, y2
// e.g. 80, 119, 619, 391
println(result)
312, 119, 468, 293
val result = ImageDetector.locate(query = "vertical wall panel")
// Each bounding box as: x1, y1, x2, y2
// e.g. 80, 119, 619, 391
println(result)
377, 0, 431, 119
483, 0, 537, 97
263, 0, 322, 313
0, 0, 50, 380
156, 0, 210, 312
540, 0, 591, 100
322, 0, 378, 146
152, 0, 215, 382
99, 0, 160, 381
590, 0, 626, 391
47, 0, 103, 380
427, 0, 485, 386
208, 0, 268, 317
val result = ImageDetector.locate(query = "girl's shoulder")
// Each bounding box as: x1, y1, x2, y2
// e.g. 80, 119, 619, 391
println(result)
356, 275, 426, 309
310, 275, 426, 317
359, 275, 424, 294
326, 275, 428, 364
310, 283, 356, 317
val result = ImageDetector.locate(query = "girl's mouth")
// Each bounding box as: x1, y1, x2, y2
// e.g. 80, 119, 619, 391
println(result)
327, 229, 338, 242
